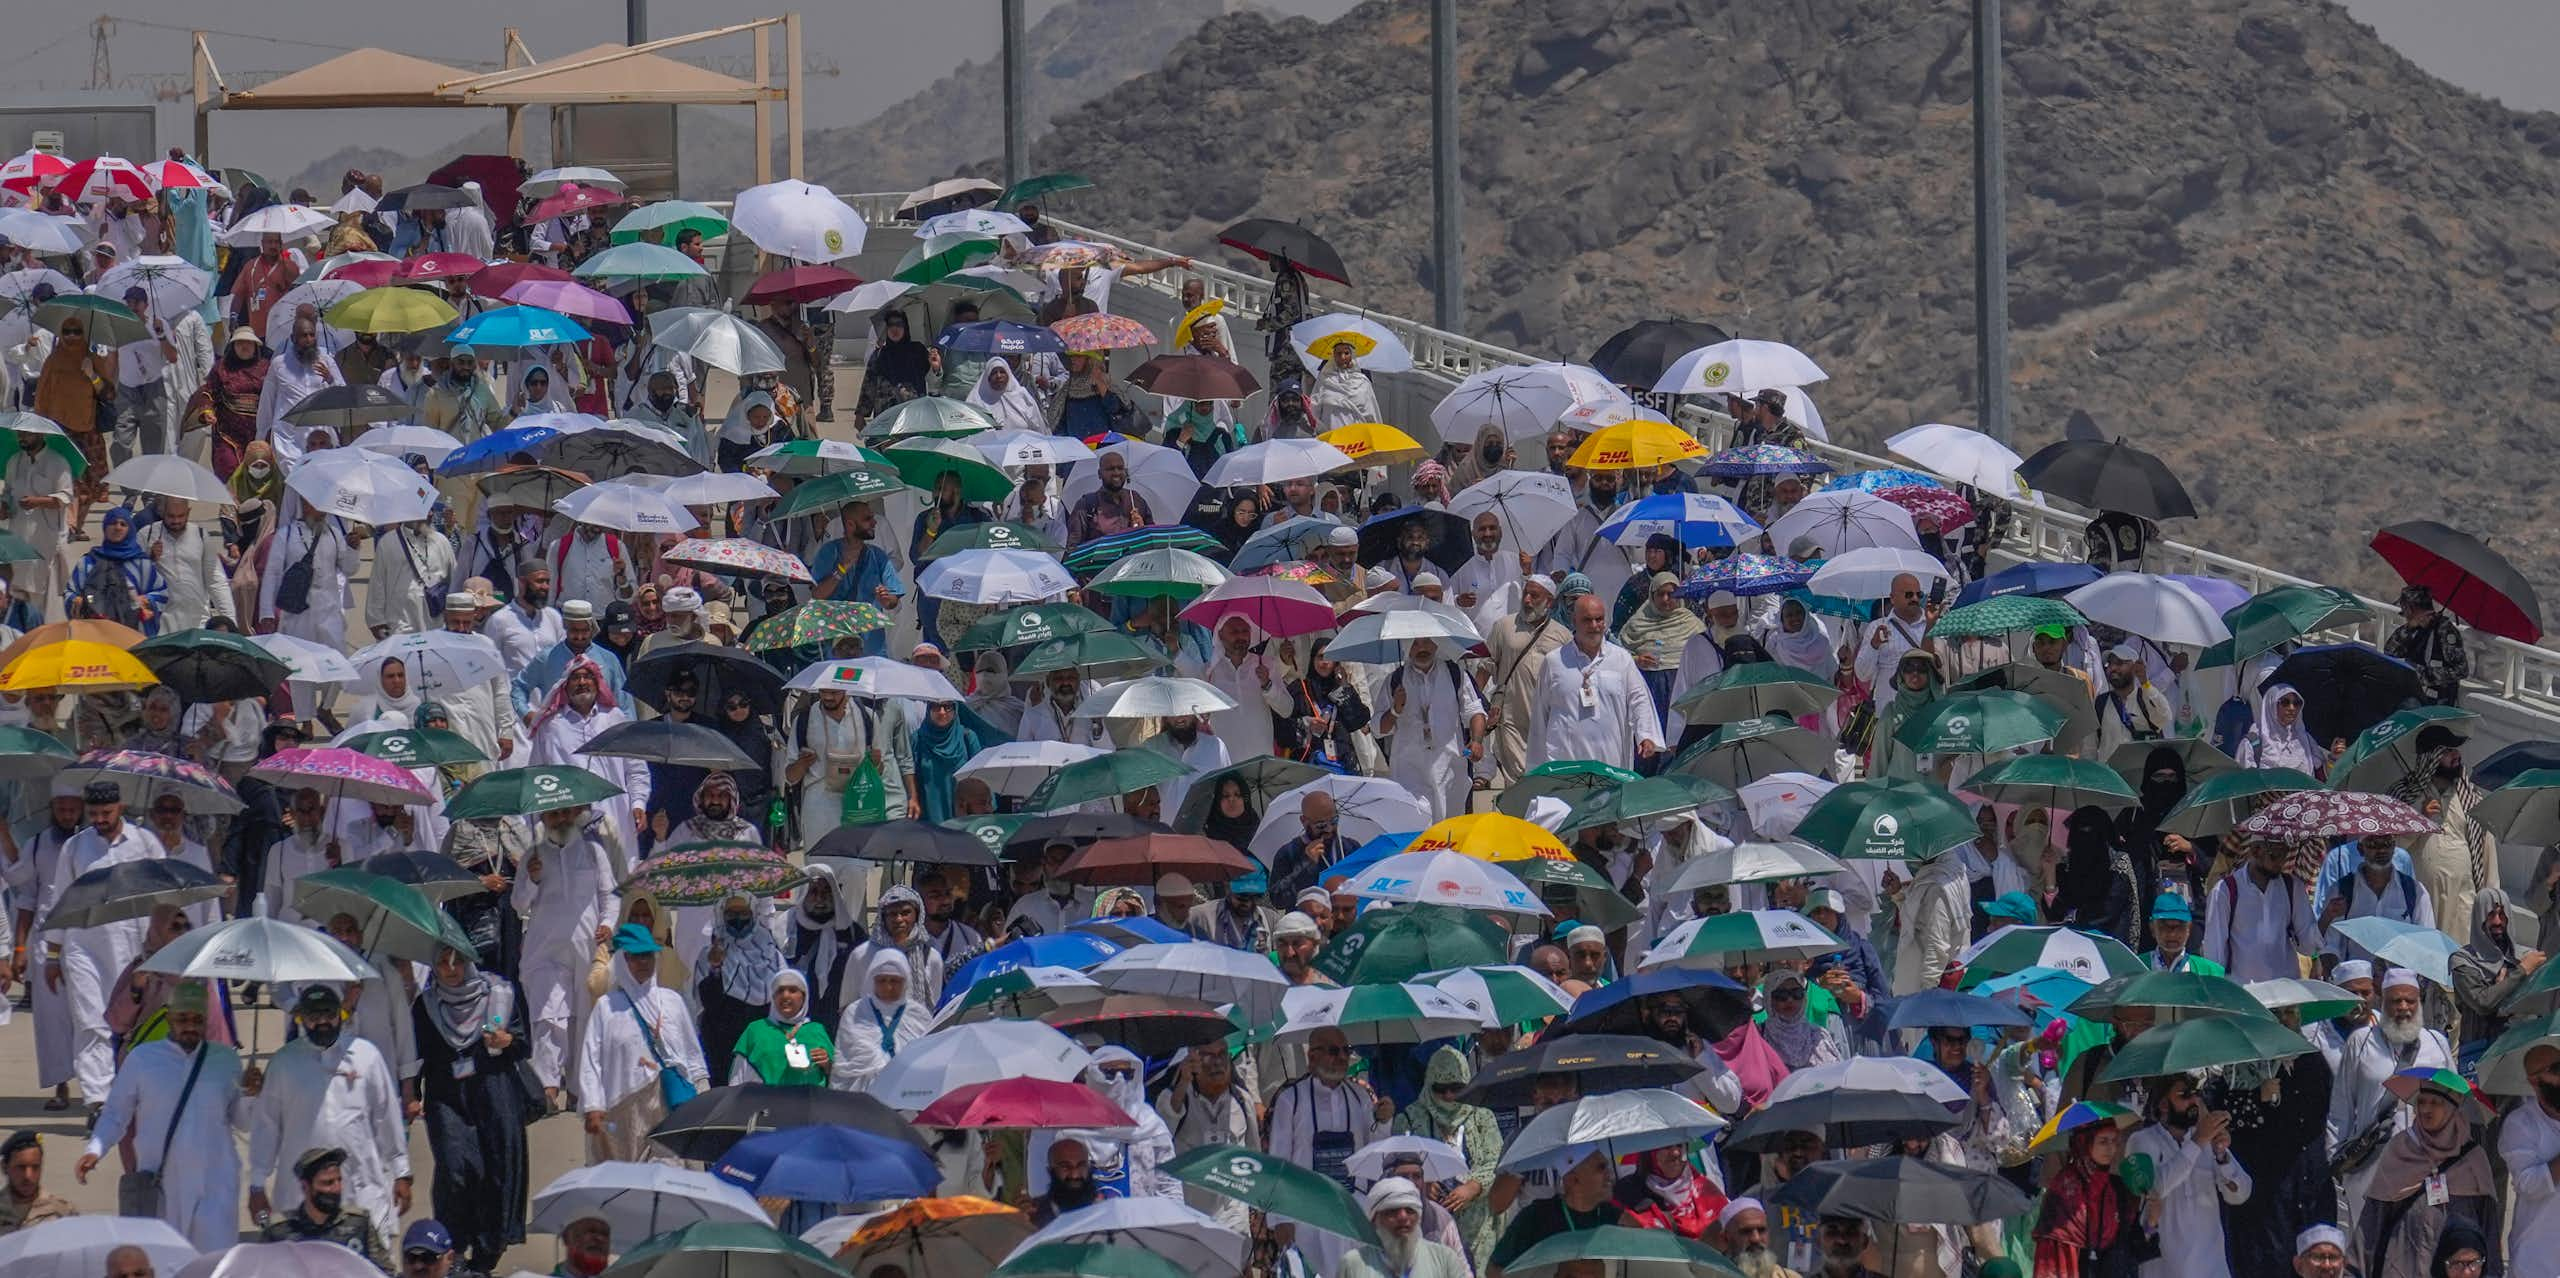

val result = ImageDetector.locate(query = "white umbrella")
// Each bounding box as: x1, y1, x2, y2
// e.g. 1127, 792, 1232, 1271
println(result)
731, 178, 868, 262
1446, 467, 1577, 554
872, 1019, 1094, 1110
350, 631, 505, 693
648, 306, 787, 376
1805, 546, 1952, 600
2064, 573, 2232, 647
1345, 849, 1551, 915
0, 266, 79, 347
175, 1242, 385, 1278
1059, 439, 1198, 529
98, 254, 213, 321
523, 166, 625, 198
1201, 437, 1359, 488
254, 633, 361, 685
0, 209, 89, 256
286, 446, 438, 524
352, 423, 465, 467
326, 187, 377, 214
1290, 312, 1415, 373
1348, 1135, 1471, 1185
1250, 775, 1435, 858
1004, 1197, 1248, 1277
628, 470, 779, 507
1094, 941, 1291, 1025
1497, 1089, 1728, 1170
1736, 772, 1834, 838
220, 202, 333, 247
920, 548, 1075, 605
1433, 362, 1628, 443
1595, 492, 1761, 548
267, 278, 363, 352
917, 208, 1030, 240
529, 1162, 768, 1238
143, 903, 376, 983
1775, 385, 1830, 443
553, 481, 700, 535
1270, 982, 1485, 1047
1071, 675, 1237, 722
745, 438, 875, 474
825, 278, 919, 315
0, 1216, 197, 1278
1768, 490, 1922, 557
1769, 1056, 1968, 1106
1651, 338, 1827, 396
1664, 839, 1845, 893
1554, 400, 1673, 436
972, 427, 1097, 469
1886, 422, 2027, 498
1323, 606, 1483, 666
786, 655, 967, 703
930, 966, 1108, 1028
106, 455, 229, 504
957, 740, 1109, 796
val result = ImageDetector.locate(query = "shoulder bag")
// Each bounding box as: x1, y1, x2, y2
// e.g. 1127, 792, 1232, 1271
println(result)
118, 1043, 209, 1218
627, 996, 698, 1110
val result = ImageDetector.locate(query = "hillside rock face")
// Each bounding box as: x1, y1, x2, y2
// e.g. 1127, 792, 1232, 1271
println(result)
1024, 0, 2560, 596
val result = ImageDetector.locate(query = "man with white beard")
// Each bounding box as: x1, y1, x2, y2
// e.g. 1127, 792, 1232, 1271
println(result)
1377, 637, 1484, 822
136, 498, 231, 630
512, 803, 621, 1113
1714, 1198, 1799, 1278
1269, 1024, 1389, 1278
37, 781, 166, 1115
2325, 967, 2451, 1236
1342, 1176, 1469, 1278
529, 657, 650, 872
1144, 712, 1227, 820
263, 787, 339, 926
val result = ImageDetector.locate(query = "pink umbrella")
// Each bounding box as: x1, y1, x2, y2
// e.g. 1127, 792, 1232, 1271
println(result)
500, 277, 632, 325
1179, 575, 1336, 638
527, 182, 623, 225
1877, 484, 1975, 533
910, 1077, 1134, 1131
248, 747, 434, 808
660, 537, 811, 582
396, 253, 487, 283
321, 259, 401, 289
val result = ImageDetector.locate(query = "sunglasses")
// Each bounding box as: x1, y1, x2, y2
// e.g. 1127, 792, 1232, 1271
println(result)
1098, 1065, 1138, 1080
1308, 1044, 1350, 1057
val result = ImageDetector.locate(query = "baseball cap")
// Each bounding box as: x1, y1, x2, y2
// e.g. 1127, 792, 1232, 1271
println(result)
2105, 642, 2141, 663
401, 1220, 454, 1257
2148, 892, 2191, 923
2034, 624, 2068, 640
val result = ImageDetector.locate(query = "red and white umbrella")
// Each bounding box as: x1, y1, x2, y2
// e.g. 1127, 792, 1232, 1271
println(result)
2235, 790, 2436, 842
50, 155, 153, 203
0, 150, 71, 198
139, 159, 219, 193
659, 538, 811, 583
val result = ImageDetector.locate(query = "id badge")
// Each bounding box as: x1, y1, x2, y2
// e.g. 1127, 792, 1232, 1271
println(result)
2425, 1172, 2449, 1206
1580, 679, 1598, 709
451, 1056, 477, 1080
784, 1041, 812, 1070
1788, 1239, 1812, 1273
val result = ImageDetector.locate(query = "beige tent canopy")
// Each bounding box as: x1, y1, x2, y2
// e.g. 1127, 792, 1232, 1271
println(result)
219, 48, 473, 111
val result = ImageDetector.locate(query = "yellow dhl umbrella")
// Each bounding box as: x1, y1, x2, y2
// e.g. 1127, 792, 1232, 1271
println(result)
1568, 420, 1711, 471
0, 640, 158, 692
1319, 421, 1427, 468
1172, 297, 1226, 350
1409, 812, 1574, 862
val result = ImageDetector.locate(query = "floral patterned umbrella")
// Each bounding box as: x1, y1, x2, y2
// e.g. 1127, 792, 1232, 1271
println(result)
1696, 444, 1832, 478
1048, 312, 1156, 352
745, 600, 893, 652
618, 841, 805, 905
662, 538, 813, 583
1017, 241, 1112, 270
1823, 467, 1944, 494
1877, 485, 1976, 531
1676, 554, 1813, 599
1253, 562, 1337, 586
2234, 789, 2437, 842
54, 748, 242, 814
249, 746, 435, 807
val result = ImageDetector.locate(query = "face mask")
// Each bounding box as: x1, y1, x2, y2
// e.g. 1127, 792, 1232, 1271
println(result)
650, 392, 677, 412
309, 1191, 342, 1216
2436, 763, 2464, 780
248, 462, 272, 478
2538, 1079, 2560, 1111
724, 916, 753, 938
303, 1021, 342, 1049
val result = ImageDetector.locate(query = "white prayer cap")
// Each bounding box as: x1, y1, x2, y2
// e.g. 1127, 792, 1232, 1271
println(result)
1273, 911, 1321, 940
2330, 959, 2374, 985
1565, 925, 1606, 950
1412, 572, 1442, 590
1363, 1177, 1422, 1216
1708, 590, 1738, 610
2381, 967, 2422, 992
1523, 573, 1556, 595
2295, 1225, 2347, 1256
1325, 525, 1359, 548
1362, 566, 1394, 590
663, 586, 703, 613
560, 599, 595, 621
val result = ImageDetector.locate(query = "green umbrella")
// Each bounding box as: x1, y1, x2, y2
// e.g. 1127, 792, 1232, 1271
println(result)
602, 1219, 847, 1278
945, 812, 1036, 860
868, 395, 1000, 441
0, 726, 73, 779
1165, 1144, 1379, 1244
1088, 548, 1230, 602
1497, 760, 1642, 816
2159, 766, 2324, 838
1669, 662, 1839, 722
1506, 1225, 1745, 1278
0, 412, 90, 479
2105, 735, 2241, 790
2330, 705, 2479, 794
0, 530, 40, 562
1793, 776, 1977, 861
1956, 925, 2146, 989
894, 233, 1002, 285
1953, 662, 2099, 755
36, 294, 148, 344
768, 468, 906, 521
291, 867, 477, 964
1316, 903, 1509, 985
745, 600, 894, 652
1669, 716, 1832, 789
445, 765, 627, 819
959, 602, 1116, 651
2478, 1009, 2560, 1093
997, 1244, 1188, 1278
2478, 769, 2560, 847
132, 628, 294, 702
748, 437, 896, 476
1059, 525, 1223, 572
1890, 688, 2067, 755
1015, 631, 1171, 680
1024, 748, 1192, 811
1172, 757, 1330, 833
1929, 594, 2086, 640
1643, 909, 1842, 967
2198, 583, 2372, 669
924, 520, 1061, 560
339, 726, 487, 768
1559, 775, 1734, 834
1494, 856, 1640, 930
2067, 970, 2268, 1021
886, 438, 1013, 502
1420, 964, 1575, 1026
999, 172, 1096, 209
610, 199, 731, 246
1964, 754, 2140, 810
2097, 1012, 2314, 1083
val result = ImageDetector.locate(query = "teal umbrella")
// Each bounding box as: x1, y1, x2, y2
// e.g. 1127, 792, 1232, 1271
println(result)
957, 603, 1116, 651
1965, 754, 2140, 810
1559, 775, 1733, 834
2159, 766, 2324, 838
1669, 716, 1832, 788
1165, 1144, 1378, 1244
2199, 583, 2372, 669
1506, 1225, 1744, 1278
292, 867, 477, 963
1024, 748, 1192, 811
894, 233, 1002, 286
572, 241, 707, 281
1495, 856, 1640, 930
1929, 594, 2085, 640
611, 200, 731, 245
1669, 661, 1839, 722
2098, 1013, 2313, 1082
767, 468, 906, 521
445, 765, 626, 819
1014, 631, 1170, 680
1315, 904, 1509, 985
868, 394, 1000, 441
1793, 776, 1977, 861
2330, 705, 2480, 794
338, 726, 487, 768
2478, 769, 2560, 846
1497, 759, 1642, 816
1890, 688, 2067, 755
923, 520, 1062, 559
602, 1219, 847, 1278
999, 172, 1095, 209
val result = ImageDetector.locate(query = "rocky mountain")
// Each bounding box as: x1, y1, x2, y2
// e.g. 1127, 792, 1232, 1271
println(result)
1023, 0, 2560, 599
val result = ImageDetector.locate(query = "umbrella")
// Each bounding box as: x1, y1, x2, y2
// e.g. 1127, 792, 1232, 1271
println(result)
1433, 362, 1626, 443
1891, 688, 2066, 755
0, 725, 70, 781
129, 629, 289, 702
996, 1244, 1187, 1278
2027, 1101, 2144, 1155
870, 396, 1002, 444
1771, 1156, 2031, 1227
1059, 524, 1226, 572
321, 285, 455, 335
1669, 717, 1833, 789
956, 741, 1113, 800
1674, 554, 1814, 600
1568, 420, 1710, 471
1344, 849, 1552, 915
2158, 765, 2326, 838
626, 643, 786, 717
1179, 576, 1336, 639
2017, 436, 2197, 519
2097, 1014, 2315, 1082
1093, 943, 1290, 1025
1966, 753, 2143, 810
649, 1083, 928, 1162
572, 242, 706, 281
918, 548, 1077, 606
1550, 967, 1752, 1042
1166, 1145, 1378, 1244
501, 277, 631, 325
347, 631, 503, 694
1321, 601, 1484, 666
392, 252, 491, 285
284, 383, 416, 431
2332, 917, 2461, 985
946, 935, 1126, 1001
36, 858, 226, 932
660, 539, 810, 583
2234, 789, 2435, 842
248, 633, 359, 686
0, 1216, 198, 1278
1004, 1198, 1248, 1277
1885, 422, 2029, 497
2067, 969, 2270, 1021
1314, 905, 1514, 984
969, 429, 1096, 473
1402, 810, 1569, 861
841, 1198, 1032, 1278
1557, 775, 1732, 834
810, 818, 1000, 867
1954, 925, 2145, 988
1671, 663, 1839, 723
0, 639, 155, 692
1217, 217, 1349, 283
523, 165, 624, 197
1641, 909, 1842, 968
291, 867, 475, 963
1596, 492, 1761, 549
1292, 313, 1415, 372
1929, 594, 2085, 640
871, 1020, 1096, 1110
38, 293, 149, 345
1662, 840, 1845, 893
358, 850, 485, 902
886, 437, 1013, 500
1461, 1033, 1706, 1108
1500, 1089, 1728, 1170
445, 765, 626, 819
2199, 583, 2375, 668
448, 303, 589, 350
764, 468, 904, 520
619, 844, 805, 906
250, 746, 432, 807
734, 178, 868, 261
2263, 642, 2422, 745
2327, 705, 2479, 794
1723, 1087, 1965, 1155
1651, 338, 1826, 396
1771, 1056, 1971, 1107
285, 446, 437, 524
525, 182, 622, 226
51, 748, 239, 814
602, 1220, 847, 1278
712, 1124, 941, 1203
1496, 854, 1641, 930
2373, 520, 2544, 642
1888, 987, 2034, 1032
649, 307, 787, 376
786, 656, 965, 703
173, 1242, 383, 1278
1767, 490, 1921, 557
1947, 662, 2099, 755
1057, 833, 1255, 886
1588, 319, 1733, 387
0, 212, 85, 258
612, 200, 729, 245
143, 905, 375, 984
1051, 311, 1157, 351
2477, 769, 2560, 846
1202, 437, 1358, 489
1266, 981, 1484, 1046
1059, 440, 1201, 529
1420, 964, 1575, 1027
1355, 507, 1474, 574
1505, 1227, 1742, 1278
1126, 353, 1262, 402
376, 182, 471, 213
1088, 548, 1231, 602
1956, 560, 2103, 605
1043, 994, 1235, 1056
541, 422, 702, 481
2064, 573, 2231, 647
1804, 547, 1950, 602
745, 600, 894, 653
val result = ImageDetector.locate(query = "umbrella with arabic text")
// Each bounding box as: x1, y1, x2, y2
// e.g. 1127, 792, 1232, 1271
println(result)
619, 842, 805, 906
1166, 1145, 1378, 1245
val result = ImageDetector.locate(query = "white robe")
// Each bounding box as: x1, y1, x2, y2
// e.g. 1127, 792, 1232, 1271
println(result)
1178, 650, 1292, 763
364, 524, 455, 638
263, 830, 335, 926
38, 821, 166, 1100
575, 977, 708, 1133
136, 520, 231, 631
484, 604, 566, 679
437, 675, 522, 766
514, 826, 621, 1088
1147, 729, 1229, 827
1381, 660, 1483, 822
551, 532, 632, 614
4, 446, 72, 615
247, 1034, 410, 1257
2126, 1124, 2251, 1278
531, 704, 650, 872
830, 992, 928, 1093
1447, 551, 1522, 616
19, 824, 78, 1087
258, 517, 355, 656
1016, 696, 1110, 749
1311, 365, 1380, 434
254, 349, 342, 470
1524, 641, 1664, 771
87, 1038, 249, 1250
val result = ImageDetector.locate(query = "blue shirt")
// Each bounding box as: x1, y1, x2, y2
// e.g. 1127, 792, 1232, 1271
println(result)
808, 539, 905, 655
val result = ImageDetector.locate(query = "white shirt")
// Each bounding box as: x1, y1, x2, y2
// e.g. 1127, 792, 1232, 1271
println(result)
2199, 868, 2320, 983
1893, 852, 1973, 995
1178, 650, 1293, 763
2125, 1123, 2250, 1278
1853, 612, 1931, 712
364, 525, 454, 637
254, 348, 341, 470
484, 603, 566, 677
1524, 640, 1664, 771
1015, 696, 1110, 749
2325, 1020, 2452, 1154
262, 830, 333, 925
1147, 728, 1229, 826
2502, 1097, 2560, 1263
1448, 551, 1522, 615
512, 827, 620, 952
138, 520, 232, 631
576, 979, 709, 1112
245, 1034, 411, 1212
435, 673, 522, 764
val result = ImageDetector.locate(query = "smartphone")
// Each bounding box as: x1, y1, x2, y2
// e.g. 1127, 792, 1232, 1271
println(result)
1927, 577, 1947, 608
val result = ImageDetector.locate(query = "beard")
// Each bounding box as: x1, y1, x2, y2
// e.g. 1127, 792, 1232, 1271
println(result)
2380, 1014, 2423, 1047
1049, 1176, 1098, 1210
1377, 1231, 1419, 1272
1731, 1247, 1779, 1278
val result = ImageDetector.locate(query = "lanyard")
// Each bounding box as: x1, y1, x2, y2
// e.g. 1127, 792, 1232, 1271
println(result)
872, 1003, 906, 1058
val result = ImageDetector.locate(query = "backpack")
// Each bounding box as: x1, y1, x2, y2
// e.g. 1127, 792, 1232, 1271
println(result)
273, 525, 323, 614
80, 559, 142, 628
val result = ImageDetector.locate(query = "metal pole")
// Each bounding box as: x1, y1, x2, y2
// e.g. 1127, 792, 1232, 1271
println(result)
627, 0, 647, 44
1002, 0, 1029, 188
1430, 0, 1462, 331
1973, 0, 2010, 444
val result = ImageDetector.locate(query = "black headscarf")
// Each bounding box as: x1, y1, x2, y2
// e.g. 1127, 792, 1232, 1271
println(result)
865, 311, 932, 399
2059, 806, 2137, 945
1200, 778, 1261, 857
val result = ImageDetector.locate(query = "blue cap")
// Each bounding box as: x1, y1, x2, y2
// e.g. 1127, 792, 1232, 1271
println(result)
1230, 870, 1269, 895
401, 1220, 453, 1256
2149, 893, 2192, 924
612, 922, 662, 954
1984, 891, 2041, 925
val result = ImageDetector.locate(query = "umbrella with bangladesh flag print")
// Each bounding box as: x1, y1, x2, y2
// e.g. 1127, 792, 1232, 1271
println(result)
1165, 1145, 1378, 1245
1639, 909, 1841, 970
1956, 925, 2146, 988
444, 765, 625, 819
1791, 776, 1977, 861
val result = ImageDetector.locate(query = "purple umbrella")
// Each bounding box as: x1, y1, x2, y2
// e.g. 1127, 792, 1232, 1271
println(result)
499, 278, 632, 325
2165, 573, 2252, 616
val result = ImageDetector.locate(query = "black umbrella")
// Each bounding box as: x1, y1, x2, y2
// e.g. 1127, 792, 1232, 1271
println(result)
1006, 811, 1170, 852
1771, 1156, 2032, 1227
285, 383, 415, 430
131, 629, 293, 703
1128, 354, 1263, 401
580, 720, 757, 770
537, 429, 705, 483
2372, 520, 2545, 642
1722, 1089, 1964, 1155
1356, 506, 1472, 573
1459, 1034, 1705, 1109
377, 183, 472, 214
39, 859, 226, 931
626, 642, 788, 718
1588, 320, 1731, 389
1550, 969, 1755, 1044
1216, 217, 1351, 285
650, 1083, 928, 1162
810, 819, 999, 866
2264, 642, 2421, 747
2476, 740, 2560, 791
359, 850, 486, 903
2016, 437, 2197, 520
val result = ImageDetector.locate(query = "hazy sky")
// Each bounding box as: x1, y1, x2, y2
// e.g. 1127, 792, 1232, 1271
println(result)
8, 0, 2551, 179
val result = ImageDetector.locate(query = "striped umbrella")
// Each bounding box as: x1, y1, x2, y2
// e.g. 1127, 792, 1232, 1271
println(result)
1060, 524, 1225, 572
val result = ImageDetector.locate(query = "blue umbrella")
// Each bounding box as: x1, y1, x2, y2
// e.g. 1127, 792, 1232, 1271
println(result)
436, 424, 565, 477
1232, 515, 1345, 574
1785, 586, 1874, 623
1554, 966, 1753, 1041
1972, 964, 2094, 1031
1324, 831, 1422, 889
1954, 560, 2102, 606
1886, 988, 2032, 1032
711, 1124, 940, 1202
1676, 553, 1811, 599
1823, 467, 1946, 495
1596, 493, 1762, 549
2333, 917, 2459, 986
946, 933, 1121, 1001
449, 304, 590, 349
938, 318, 1066, 356
572, 241, 707, 281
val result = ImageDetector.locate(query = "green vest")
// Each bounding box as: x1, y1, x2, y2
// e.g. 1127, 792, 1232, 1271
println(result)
731, 1017, 832, 1087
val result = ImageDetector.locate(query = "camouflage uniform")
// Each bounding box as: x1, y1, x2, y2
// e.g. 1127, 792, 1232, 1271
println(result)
263, 1205, 392, 1273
